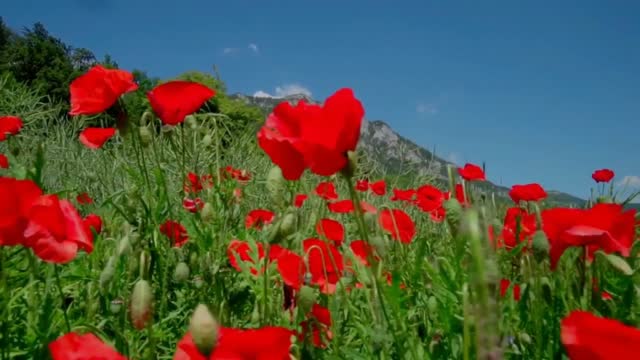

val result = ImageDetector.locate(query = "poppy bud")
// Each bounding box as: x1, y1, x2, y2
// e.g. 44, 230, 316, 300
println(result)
443, 199, 462, 237
296, 285, 316, 314
174, 262, 190, 283
128, 255, 138, 274
130, 279, 153, 330
100, 256, 118, 291
202, 134, 213, 147
185, 115, 198, 129
340, 151, 358, 179
369, 236, 386, 258
277, 213, 297, 239
266, 166, 286, 206
427, 296, 438, 314
193, 275, 204, 289
531, 230, 549, 262
190, 252, 199, 269
118, 235, 131, 257
139, 126, 152, 147
110, 298, 124, 314
201, 202, 215, 223
189, 304, 220, 356
519, 333, 532, 344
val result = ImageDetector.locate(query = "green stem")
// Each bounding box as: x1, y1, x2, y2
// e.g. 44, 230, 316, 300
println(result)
53, 265, 71, 333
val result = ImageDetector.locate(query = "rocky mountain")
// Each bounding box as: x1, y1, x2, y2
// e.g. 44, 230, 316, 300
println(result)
231, 93, 587, 207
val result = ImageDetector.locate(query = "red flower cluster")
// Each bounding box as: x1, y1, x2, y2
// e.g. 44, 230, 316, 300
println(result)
257, 88, 364, 180
0, 177, 94, 263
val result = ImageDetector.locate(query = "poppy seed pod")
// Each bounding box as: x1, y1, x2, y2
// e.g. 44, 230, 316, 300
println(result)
189, 304, 220, 356
130, 279, 153, 330
110, 298, 124, 314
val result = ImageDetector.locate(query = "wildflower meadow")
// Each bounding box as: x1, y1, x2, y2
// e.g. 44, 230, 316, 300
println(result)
1, 25, 640, 359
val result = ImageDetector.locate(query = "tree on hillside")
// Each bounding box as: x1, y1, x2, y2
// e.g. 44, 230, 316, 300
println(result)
2, 22, 76, 103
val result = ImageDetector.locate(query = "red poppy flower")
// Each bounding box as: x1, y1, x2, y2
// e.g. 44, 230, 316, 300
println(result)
349, 240, 378, 267
495, 207, 537, 250
327, 199, 355, 213
314, 181, 338, 201
160, 220, 189, 247
315, 218, 345, 246
561, 311, 640, 359
499, 279, 521, 301
275, 249, 306, 290
245, 209, 275, 230
541, 204, 636, 269
49, 332, 126, 360
509, 183, 547, 204
369, 180, 386, 196
414, 184, 444, 212
76, 192, 93, 205
0, 116, 23, 141
23, 195, 94, 264
83, 213, 103, 235
0, 177, 43, 246
304, 238, 344, 294
69, 65, 138, 116
360, 201, 377, 214
227, 240, 265, 276
223, 166, 252, 184
79, 127, 117, 149
147, 81, 215, 126
174, 326, 294, 360
183, 173, 214, 194
299, 303, 333, 348
257, 88, 364, 179
430, 206, 446, 223
0, 154, 8, 169
378, 209, 416, 244
391, 188, 416, 202
294, 194, 308, 208
183, 198, 204, 213
458, 163, 486, 181
592, 169, 615, 183
355, 179, 369, 192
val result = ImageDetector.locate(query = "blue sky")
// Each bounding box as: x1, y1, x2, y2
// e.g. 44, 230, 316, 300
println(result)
4, 0, 640, 200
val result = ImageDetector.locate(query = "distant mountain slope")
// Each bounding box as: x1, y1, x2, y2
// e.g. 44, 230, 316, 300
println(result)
231, 93, 587, 207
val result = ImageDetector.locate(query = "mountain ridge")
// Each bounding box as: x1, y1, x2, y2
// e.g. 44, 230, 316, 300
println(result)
231, 92, 587, 207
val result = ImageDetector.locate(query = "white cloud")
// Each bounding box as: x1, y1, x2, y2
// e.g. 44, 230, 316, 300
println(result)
222, 47, 238, 55
253, 83, 312, 99
619, 175, 640, 188
248, 43, 259, 54
253, 90, 274, 98
416, 102, 438, 115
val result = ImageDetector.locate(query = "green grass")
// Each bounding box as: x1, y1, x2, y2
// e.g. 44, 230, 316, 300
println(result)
1, 84, 639, 360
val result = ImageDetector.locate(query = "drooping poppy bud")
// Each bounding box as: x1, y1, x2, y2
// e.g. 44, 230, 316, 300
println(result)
174, 262, 190, 283
130, 279, 153, 330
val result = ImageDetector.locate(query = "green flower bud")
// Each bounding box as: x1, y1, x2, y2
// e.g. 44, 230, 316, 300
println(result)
185, 115, 198, 129
340, 150, 358, 178
193, 275, 204, 289
201, 202, 215, 223
296, 285, 317, 314
99, 256, 118, 291
531, 230, 549, 262
118, 235, 132, 257
277, 213, 297, 239
139, 126, 153, 147
174, 262, 190, 283
189, 304, 219, 356
202, 134, 213, 147
266, 166, 287, 206
130, 279, 153, 330
110, 298, 124, 314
